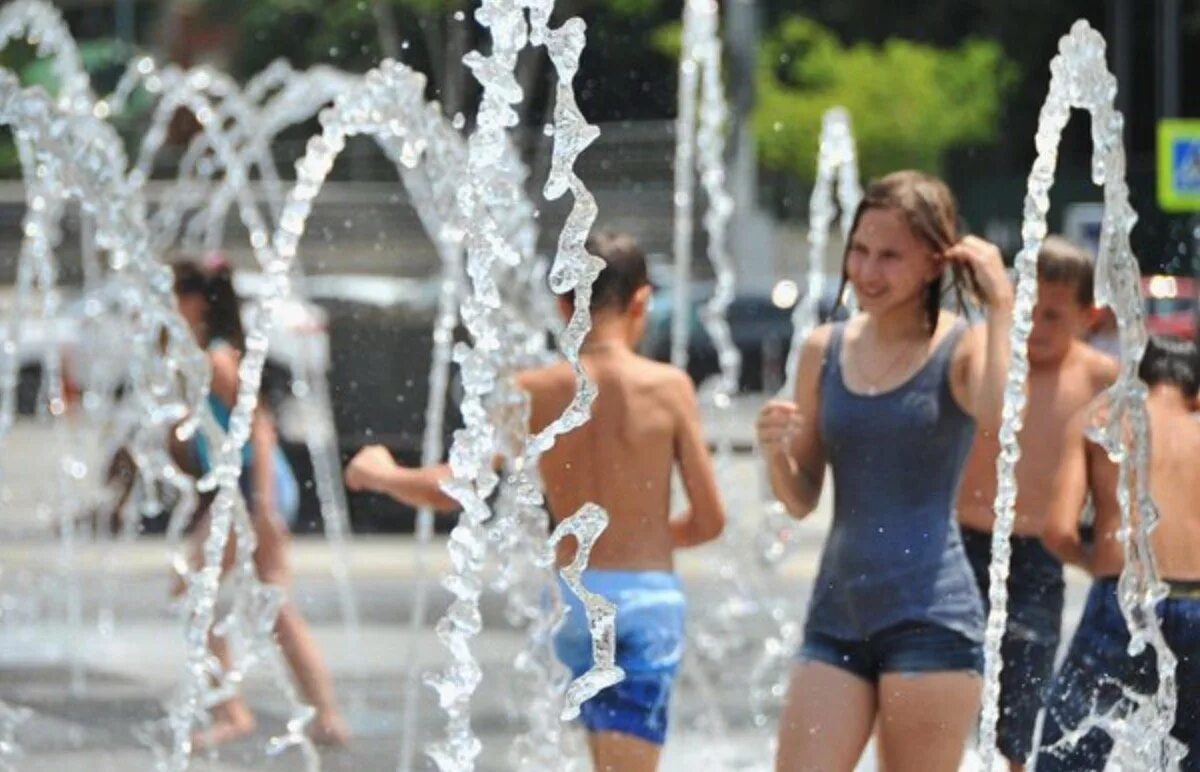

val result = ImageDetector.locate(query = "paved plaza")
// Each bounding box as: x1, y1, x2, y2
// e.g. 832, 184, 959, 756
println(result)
0, 417, 1093, 771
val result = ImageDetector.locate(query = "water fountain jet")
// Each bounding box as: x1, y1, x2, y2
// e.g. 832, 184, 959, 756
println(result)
982, 19, 1184, 771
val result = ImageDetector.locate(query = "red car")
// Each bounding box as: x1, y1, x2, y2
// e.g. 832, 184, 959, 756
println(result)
1142, 275, 1198, 340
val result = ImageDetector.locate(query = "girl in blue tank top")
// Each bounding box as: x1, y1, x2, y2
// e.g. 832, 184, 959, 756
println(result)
173, 260, 348, 747
757, 171, 1013, 771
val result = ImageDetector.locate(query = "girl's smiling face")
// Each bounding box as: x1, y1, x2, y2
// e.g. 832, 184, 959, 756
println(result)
845, 207, 942, 317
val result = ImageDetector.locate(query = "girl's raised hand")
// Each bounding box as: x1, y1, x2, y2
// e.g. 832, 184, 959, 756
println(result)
943, 235, 1013, 310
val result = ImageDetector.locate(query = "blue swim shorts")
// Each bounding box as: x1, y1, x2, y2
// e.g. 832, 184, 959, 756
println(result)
963, 526, 1065, 765
1036, 578, 1200, 772
553, 570, 686, 745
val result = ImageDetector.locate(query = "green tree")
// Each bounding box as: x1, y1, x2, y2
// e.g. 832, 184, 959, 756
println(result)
753, 17, 1015, 181
205, 0, 474, 111
207, 0, 676, 120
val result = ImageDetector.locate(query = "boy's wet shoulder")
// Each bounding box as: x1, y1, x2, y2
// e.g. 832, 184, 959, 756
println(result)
1077, 342, 1119, 388
516, 360, 575, 393
629, 354, 695, 391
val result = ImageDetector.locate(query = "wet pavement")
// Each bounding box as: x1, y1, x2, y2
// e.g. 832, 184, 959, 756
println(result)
0, 417, 1092, 771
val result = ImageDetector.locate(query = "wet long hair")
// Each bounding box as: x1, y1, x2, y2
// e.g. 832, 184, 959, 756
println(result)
833, 170, 979, 335
172, 259, 246, 353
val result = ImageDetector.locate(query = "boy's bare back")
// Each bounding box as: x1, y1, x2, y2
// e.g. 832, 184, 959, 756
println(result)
1085, 399, 1200, 580
958, 340, 1116, 536
520, 348, 722, 571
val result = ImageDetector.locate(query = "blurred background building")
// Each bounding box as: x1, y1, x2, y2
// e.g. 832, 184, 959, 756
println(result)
1, 0, 1196, 531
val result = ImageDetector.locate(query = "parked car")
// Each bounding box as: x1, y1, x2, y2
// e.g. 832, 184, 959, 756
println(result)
1142, 274, 1198, 340
1, 271, 458, 534
642, 268, 848, 392
0, 274, 327, 415
295, 273, 460, 534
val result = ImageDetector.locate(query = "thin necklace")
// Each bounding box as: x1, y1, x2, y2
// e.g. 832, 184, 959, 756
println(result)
850, 333, 927, 395
580, 340, 623, 354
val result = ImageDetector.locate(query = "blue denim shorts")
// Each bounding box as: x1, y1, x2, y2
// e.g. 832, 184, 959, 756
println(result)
963, 526, 1064, 764
799, 620, 983, 683
1037, 578, 1200, 772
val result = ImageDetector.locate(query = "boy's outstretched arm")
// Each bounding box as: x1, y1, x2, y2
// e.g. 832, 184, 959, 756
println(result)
344, 445, 460, 513
1042, 410, 1091, 568
670, 372, 727, 548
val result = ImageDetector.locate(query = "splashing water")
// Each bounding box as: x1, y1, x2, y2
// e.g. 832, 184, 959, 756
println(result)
134, 35, 553, 772
0, 12, 566, 768
11, 128, 90, 697
421, 4, 539, 763
689, 0, 741, 446
669, 10, 699, 370
0, 1, 94, 113
169, 63, 358, 252
137, 49, 551, 772
491, 43, 611, 740
546, 505, 623, 719
746, 107, 862, 734
0, 0, 96, 430
424, 1, 617, 768
981, 20, 1184, 772
665, 0, 750, 751
258, 78, 477, 746
0, 19, 507, 765
0, 58, 295, 769
2, 8, 582, 764
483, 168, 575, 769
25, 55, 326, 767
0, 699, 30, 771
784, 107, 862, 396
247, 58, 490, 771
0, 1, 103, 700
107, 60, 277, 261
116, 58, 374, 716
668, 0, 742, 397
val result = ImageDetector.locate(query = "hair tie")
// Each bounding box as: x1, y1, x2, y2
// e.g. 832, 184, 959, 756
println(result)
202, 250, 230, 273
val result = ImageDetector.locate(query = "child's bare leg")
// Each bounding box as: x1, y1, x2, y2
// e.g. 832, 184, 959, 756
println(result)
273, 602, 349, 745
776, 662, 876, 771
587, 731, 661, 772
876, 671, 980, 772
194, 633, 256, 748
253, 512, 349, 746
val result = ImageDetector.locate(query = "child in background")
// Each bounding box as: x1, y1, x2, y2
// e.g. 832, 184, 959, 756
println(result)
1038, 335, 1200, 771
346, 231, 726, 772
955, 236, 1116, 771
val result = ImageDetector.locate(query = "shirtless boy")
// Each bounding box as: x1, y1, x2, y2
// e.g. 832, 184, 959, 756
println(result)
955, 236, 1117, 770
1037, 335, 1200, 770
344, 230, 727, 772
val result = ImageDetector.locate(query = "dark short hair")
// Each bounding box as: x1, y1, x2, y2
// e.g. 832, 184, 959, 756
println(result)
1038, 235, 1094, 307
567, 230, 650, 311
1138, 335, 1199, 399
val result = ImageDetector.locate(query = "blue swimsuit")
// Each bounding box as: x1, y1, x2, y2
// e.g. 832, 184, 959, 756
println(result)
801, 321, 985, 677
194, 343, 300, 524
